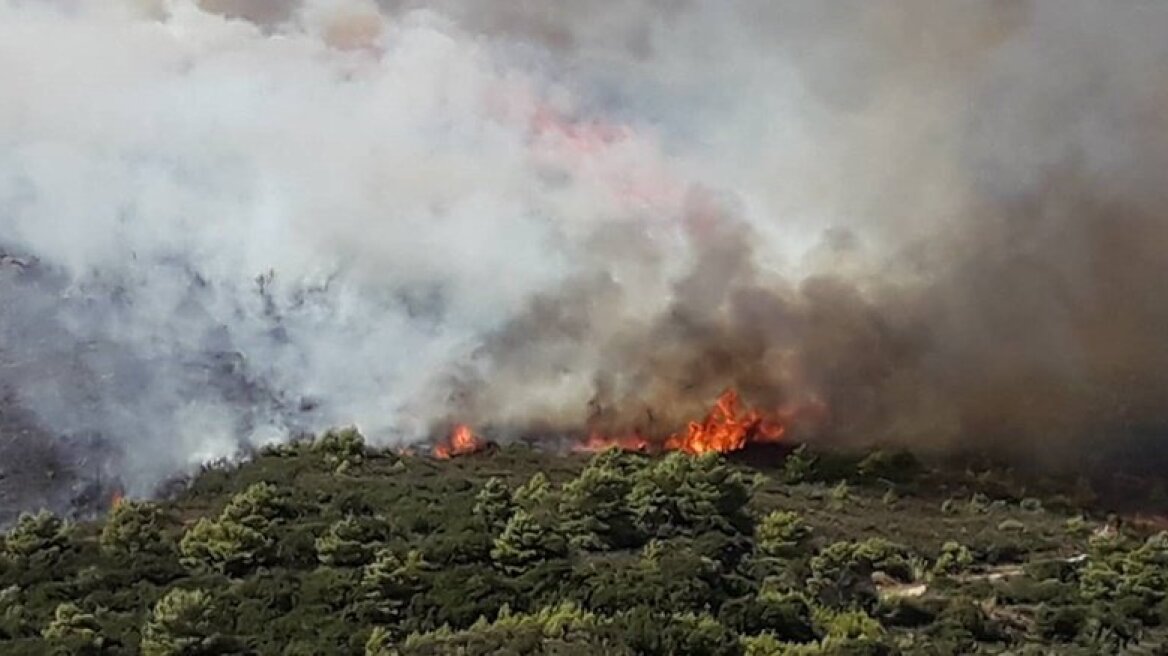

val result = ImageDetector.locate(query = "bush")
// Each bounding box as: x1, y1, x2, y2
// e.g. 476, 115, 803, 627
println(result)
473, 477, 515, 533
628, 452, 753, 539
101, 500, 172, 557
316, 516, 389, 567
42, 603, 109, 655
220, 482, 296, 531
387, 602, 631, 656
1035, 603, 1087, 641
4, 510, 71, 560
359, 549, 430, 625
933, 542, 974, 576
141, 588, 243, 655
490, 509, 567, 574
312, 427, 367, 473
782, 446, 817, 484
559, 451, 643, 550
757, 511, 812, 559
181, 517, 274, 577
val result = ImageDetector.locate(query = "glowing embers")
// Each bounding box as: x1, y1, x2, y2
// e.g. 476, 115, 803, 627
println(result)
432, 423, 488, 460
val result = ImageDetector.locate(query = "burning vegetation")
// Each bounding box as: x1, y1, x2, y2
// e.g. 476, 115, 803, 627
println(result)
434, 388, 797, 460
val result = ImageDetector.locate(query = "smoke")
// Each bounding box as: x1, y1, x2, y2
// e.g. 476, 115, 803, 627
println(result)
0, 0, 1166, 511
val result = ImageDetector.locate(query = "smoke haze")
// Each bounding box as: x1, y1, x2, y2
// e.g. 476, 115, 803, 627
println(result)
1, 0, 1166, 515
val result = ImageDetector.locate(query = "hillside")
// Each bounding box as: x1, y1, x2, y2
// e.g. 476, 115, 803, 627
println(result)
1, 431, 1165, 655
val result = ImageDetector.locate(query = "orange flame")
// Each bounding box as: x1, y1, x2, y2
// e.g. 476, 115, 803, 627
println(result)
433, 424, 487, 459
574, 388, 787, 455
110, 489, 125, 509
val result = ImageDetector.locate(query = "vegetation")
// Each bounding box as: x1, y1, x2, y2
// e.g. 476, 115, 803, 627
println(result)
0, 430, 1162, 654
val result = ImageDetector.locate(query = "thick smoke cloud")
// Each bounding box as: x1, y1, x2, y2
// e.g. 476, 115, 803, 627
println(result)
0, 0, 1166, 515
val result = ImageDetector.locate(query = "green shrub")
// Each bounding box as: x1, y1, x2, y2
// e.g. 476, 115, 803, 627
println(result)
757, 511, 813, 559
316, 516, 389, 567
490, 509, 567, 574
933, 542, 974, 576
628, 452, 753, 539
4, 510, 71, 560
101, 500, 172, 557
473, 477, 515, 533
42, 602, 109, 655
179, 518, 271, 576
312, 427, 367, 473
782, 446, 817, 484
141, 588, 243, 656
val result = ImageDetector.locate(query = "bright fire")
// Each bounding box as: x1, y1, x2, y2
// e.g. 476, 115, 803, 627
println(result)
577, 388, 786, 456
433, 423, 487, 459
435, 389, 796, 459
110, 489, 125, 509
664, 389, 786, 454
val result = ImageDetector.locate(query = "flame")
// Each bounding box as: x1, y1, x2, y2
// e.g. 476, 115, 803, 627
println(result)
664, 389, 786, 454
574, 388, 787, 455
433, 424, 487, 459
110, 489, 125, 509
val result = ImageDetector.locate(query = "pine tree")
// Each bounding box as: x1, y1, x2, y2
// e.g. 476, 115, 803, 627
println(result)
141, 588, 242, 655
490, 509, 567, 574
101, 500, 172, 557
179, 518, 270, 576
42, 602, 108, 655
473, 477, 515, 532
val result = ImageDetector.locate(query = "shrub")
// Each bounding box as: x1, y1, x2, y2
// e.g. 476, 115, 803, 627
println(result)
101, 500, 172, 557
220, 482, 296, 531
141, 588, 243, 656
473, 477, 515, 533
4, 510, 71, 560
360, 549, 430, 625
782, 446, 817, 484
1035, 603, 1087, 641
316, 516, 389, 567
628, 452, 753, 539
388, 602, 631, 656
559, 452, 642, 550
312, 427, 367, 473
42, 602, 108, 655
179, 517, 271, 576
757, 511, 813, 559
513, 473, 555, 512
490, 509, 567, 574
933, 542, 974, 576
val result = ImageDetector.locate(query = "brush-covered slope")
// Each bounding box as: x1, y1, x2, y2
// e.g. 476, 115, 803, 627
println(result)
0, 431, 1163, 655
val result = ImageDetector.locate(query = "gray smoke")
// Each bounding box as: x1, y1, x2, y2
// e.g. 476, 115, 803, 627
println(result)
1, 0, 1166, 513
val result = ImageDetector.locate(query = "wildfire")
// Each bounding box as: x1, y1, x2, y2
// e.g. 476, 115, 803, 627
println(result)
110, 488, 125, 509
432, 423, 487, 459
436, 389, 801, 460
576, 388, 787, 455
